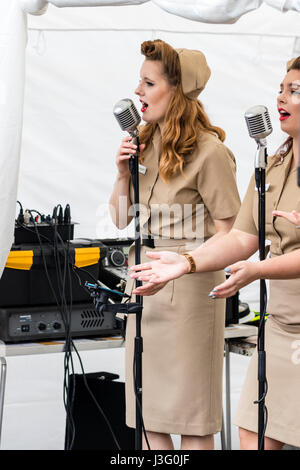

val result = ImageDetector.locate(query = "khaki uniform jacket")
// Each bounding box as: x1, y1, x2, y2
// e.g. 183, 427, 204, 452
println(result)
234, 148, 300, 325
130, 126, 240, 241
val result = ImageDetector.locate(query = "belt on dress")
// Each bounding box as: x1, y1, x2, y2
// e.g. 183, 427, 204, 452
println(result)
141, 235, 155, 248
141, 235, 199, 249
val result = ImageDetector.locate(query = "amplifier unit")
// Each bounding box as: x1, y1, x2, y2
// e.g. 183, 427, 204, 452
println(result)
0, 303, 123, 343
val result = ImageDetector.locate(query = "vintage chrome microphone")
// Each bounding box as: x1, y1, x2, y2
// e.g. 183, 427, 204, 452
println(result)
113, 98, 145, 451
245, 105, 273, 168
113, 98, 141, 135
245, 105, 273, 450
113, 99, 142, 215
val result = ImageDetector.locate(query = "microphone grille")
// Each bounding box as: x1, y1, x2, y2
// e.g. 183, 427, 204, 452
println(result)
245, 105, 272, 140
113, 98, 141, 134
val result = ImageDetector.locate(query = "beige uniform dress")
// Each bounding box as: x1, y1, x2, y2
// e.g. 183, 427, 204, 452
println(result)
125, 126, 241, 436
234, 149, 300, 447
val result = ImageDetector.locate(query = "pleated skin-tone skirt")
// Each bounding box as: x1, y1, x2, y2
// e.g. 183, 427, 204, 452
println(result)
235, 278, 300, 448
124, 242, 226, 436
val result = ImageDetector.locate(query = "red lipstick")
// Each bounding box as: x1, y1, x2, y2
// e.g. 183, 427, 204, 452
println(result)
278, 107, 290, 121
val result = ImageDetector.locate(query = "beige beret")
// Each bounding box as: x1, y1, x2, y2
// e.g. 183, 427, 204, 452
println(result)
287, 57, 297, 71
176, 48, 211, 100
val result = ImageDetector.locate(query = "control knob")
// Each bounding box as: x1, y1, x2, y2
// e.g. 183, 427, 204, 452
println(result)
109, 249, 126, 267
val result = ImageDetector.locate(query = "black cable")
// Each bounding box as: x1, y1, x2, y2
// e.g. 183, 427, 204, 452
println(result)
51, 218, 122, 450
23, 210, 76, 449
27, 209, 43, 218
22, 207, 121, 450
16, 200, 23, 212
17, 212, 78, 449
51, 220, 76, 449
133, 354, 151, 450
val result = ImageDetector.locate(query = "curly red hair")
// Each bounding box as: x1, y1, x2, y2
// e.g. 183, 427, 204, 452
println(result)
139, 39, 225, 182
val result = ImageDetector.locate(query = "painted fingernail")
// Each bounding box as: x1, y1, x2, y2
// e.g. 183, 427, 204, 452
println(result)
224, 267, 231, 273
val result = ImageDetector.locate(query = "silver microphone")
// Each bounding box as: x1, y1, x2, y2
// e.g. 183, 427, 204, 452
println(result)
113, 98, 141, 135
244, 105, 273, 168
245, 105, 272, 141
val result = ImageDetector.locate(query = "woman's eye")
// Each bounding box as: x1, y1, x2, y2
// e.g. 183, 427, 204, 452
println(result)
146, 82, 154, 86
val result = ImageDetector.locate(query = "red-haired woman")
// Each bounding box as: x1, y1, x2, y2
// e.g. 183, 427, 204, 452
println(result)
109, 39, 241, 450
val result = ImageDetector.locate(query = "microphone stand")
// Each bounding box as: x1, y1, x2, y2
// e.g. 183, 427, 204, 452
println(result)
254, 139, 268, 450
87, 127, 144, 450
128, 129, 144, 451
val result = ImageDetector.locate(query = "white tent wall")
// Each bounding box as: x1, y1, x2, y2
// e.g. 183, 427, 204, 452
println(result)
20, 2, 298, 281
0, 3, 27, 279
1, 2, 300, 450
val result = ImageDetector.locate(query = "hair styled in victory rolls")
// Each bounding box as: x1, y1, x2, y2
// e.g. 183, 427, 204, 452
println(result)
139, 39, 225, 182
278, 56, 300, 158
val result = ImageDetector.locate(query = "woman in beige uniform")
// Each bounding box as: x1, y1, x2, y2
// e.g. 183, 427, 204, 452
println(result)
130, 57, 300, 449
109, 39, 241, 450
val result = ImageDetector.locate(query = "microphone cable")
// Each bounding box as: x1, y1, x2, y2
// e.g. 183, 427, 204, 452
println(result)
255, 277, 269, 451
52, 217, 122, 451
24, 210, 77, 449
17, 206, 122, 450
132, 355, 151, 450
16, 208, 76, 447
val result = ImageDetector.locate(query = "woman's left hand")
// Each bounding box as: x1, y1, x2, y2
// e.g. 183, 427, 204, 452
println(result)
132, 281, 168, 296
209, 260, 260, 299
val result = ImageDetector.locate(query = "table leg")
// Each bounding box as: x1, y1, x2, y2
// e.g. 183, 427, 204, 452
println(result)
225, 340, 232, 450
0, 357, 7, 448
220, 411, 226, 450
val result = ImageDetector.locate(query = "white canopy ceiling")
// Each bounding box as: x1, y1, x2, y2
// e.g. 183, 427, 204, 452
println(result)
21, 0, 300, 21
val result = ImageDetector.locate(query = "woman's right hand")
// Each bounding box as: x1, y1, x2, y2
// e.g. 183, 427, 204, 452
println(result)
116, 136, 145, 177
130, 251, 191, 296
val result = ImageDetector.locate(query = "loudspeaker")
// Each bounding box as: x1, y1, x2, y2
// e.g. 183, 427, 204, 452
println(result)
225, 274, 240, 326
225, 291, 239, 326
64, 372, 135, 450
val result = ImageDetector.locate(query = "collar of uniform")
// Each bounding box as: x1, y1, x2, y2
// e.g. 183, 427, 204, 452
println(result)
273, 148, 293, 167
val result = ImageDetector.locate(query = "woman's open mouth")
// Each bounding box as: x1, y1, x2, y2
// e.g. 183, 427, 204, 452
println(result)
140, 100, 149, 113
278, 108, 291, 121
